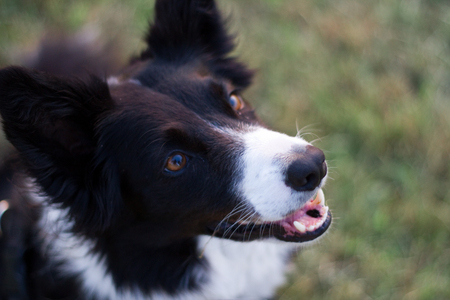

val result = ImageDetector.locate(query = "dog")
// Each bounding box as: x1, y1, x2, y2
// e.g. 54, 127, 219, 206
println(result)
0, 0, 332, 299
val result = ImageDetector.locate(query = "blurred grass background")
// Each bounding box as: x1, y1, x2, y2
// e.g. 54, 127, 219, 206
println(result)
1, 0, 450, 299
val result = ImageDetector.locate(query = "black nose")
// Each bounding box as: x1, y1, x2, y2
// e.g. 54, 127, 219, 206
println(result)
285, 145, 327, 192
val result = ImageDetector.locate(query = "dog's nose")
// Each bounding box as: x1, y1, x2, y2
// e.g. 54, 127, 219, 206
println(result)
285, 145, 327, 192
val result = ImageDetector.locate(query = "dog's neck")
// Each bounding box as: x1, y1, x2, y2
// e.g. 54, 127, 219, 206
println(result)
32, 192, 295, 299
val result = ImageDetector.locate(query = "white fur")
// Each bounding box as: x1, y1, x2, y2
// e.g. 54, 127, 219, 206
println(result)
128, 78, 142, 86
239, 127, 324, 221
107, 77, 142, 86
107, 76, 120, 86
38, 204, 123, 298
195, 236, 296, 299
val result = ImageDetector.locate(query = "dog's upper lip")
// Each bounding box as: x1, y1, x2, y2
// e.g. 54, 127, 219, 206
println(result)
206, 189, 332, 243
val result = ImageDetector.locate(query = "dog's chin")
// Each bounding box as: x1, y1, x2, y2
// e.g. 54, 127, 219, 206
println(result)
206, 189, 332, 243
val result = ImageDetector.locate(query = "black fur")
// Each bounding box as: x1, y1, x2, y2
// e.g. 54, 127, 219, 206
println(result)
0, 0, 260, 298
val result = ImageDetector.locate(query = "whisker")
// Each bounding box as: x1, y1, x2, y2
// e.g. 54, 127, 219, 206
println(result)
198, 228, 218, 259
246, 215, 264, 241
200, 203, 250, 257
242, 212, 259, 241
227, 209, 253, 233
295, 123, 319, 139
214, 203, 248, 236
221, 210, 248, 237
226, 209, 255, 240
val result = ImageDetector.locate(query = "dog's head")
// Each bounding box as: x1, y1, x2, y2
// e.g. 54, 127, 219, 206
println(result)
0, 0, 331, 245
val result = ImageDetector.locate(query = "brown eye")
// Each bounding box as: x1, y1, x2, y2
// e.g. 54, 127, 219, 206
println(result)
165, 153, 187, 172
229, 94, 244, 110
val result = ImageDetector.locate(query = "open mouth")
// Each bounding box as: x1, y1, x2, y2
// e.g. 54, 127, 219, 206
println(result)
207, 189, 332, 243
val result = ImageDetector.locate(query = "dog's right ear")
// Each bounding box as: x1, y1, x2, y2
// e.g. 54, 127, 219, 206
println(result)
0, 66, 121, 233
140, 0, 254, 88
142, 0, 233, 60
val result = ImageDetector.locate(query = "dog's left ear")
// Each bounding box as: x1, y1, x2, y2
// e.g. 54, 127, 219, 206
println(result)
0, 66, 121, 233
140, 0, 254, 88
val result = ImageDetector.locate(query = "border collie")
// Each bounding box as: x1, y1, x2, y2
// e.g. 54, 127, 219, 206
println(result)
0, 0, 332, 299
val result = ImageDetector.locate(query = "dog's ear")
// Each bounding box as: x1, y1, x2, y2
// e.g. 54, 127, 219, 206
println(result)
0, 66, 121, 233
140, 0, 254, 88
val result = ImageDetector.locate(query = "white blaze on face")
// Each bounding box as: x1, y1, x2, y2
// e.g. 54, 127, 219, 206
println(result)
239, 127, 323, 221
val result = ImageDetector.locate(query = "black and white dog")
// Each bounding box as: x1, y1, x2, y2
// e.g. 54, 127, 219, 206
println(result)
0, 0, 332, 299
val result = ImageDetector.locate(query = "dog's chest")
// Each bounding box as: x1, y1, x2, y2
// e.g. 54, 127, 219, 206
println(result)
195, 236, 296, 299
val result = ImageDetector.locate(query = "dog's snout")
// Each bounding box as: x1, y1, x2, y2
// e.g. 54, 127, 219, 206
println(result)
285, 145, 327, 192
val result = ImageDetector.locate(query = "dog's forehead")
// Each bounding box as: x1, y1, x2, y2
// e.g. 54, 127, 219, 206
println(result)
136, 60, 215, 86
106, 80, 244, 142
108, 65, 251, 126
110, 82, 226, 117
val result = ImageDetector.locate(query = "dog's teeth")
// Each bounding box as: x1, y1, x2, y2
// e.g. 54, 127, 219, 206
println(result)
293, 221, 306, 233
307, 225, 315, 231
311, 189, 325, 206
321, 206, 329, 219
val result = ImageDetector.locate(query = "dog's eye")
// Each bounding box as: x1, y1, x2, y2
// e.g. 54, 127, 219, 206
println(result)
229, 94, 244, 111
165, 153, 187, 172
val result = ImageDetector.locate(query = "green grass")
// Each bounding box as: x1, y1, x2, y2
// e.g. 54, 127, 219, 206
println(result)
1, 0, 450, 299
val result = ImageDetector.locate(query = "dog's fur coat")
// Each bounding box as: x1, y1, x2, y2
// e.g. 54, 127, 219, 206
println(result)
0, 0, 331, 299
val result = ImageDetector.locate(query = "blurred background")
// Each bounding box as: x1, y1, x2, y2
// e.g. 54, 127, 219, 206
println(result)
1, 0, 450, 299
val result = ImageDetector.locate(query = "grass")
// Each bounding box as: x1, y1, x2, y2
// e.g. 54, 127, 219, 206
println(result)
1, 0, 450, 299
